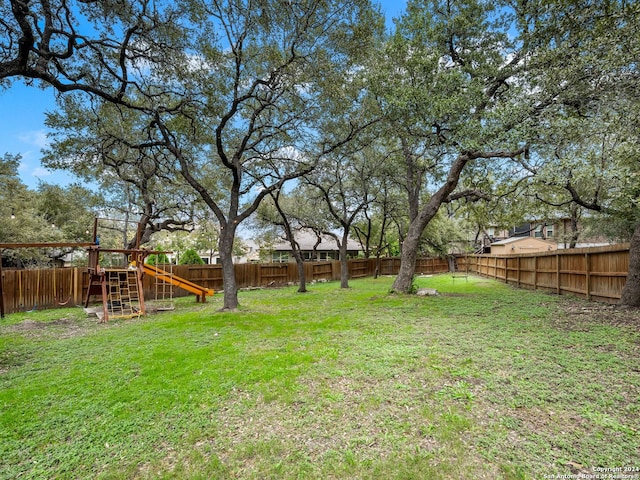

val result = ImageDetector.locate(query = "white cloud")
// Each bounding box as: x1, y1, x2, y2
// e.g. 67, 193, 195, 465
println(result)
18, 150, 37, 171
18, 129, 49, 149
18, 157, 31, 172
31, 167, 52, 177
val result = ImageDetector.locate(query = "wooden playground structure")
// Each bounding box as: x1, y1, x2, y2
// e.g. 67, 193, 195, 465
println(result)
0, 218, 214, 320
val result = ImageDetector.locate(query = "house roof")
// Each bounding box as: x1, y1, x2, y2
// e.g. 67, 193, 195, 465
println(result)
490, 236, 555, 246
272, 230, 361, 251
491, 237, 527, 245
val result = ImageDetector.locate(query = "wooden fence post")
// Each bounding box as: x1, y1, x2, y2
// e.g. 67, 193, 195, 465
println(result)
585, 252, 591, 300
503, 257, 507, 283
556, 253, 561, 295
332, 260, 340, 281
73, 268, 79, 305
0, 260, 4, 319
505, 257, 509, 283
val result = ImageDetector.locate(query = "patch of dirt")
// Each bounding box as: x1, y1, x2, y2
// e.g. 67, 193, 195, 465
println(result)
10, 318, 73, 330
3, 316, 97, 339
555, 299, 640, 330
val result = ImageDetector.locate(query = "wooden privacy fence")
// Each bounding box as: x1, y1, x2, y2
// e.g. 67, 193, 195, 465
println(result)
0, 257, 451, 315
0, 246, 629, 314
467, 244, 630, 303
0, 268, 83, 314
163, 257, 451, 293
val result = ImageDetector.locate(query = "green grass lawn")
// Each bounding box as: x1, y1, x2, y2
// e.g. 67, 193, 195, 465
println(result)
1, 275, 638, 479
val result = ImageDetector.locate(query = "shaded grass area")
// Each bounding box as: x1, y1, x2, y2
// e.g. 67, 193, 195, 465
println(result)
0, 275, 638, 479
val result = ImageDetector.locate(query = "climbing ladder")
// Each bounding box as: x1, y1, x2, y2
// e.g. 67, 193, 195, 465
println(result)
85, 267, 145, 322
105, 269, 143, 320
150, 263, 175, 312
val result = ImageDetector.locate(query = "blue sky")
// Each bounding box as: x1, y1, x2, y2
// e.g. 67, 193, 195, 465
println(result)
0, 1, 406, 189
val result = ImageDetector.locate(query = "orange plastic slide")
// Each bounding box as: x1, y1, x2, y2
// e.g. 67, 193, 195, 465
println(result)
142, 264, 214, 302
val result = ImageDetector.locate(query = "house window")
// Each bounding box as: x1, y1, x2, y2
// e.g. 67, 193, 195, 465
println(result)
271, 252, 289, 263
534, 225, 544, 238
318, 251, 334, 261
546, 225, 554, 238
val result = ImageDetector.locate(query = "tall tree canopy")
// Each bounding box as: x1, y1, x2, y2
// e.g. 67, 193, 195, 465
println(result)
0, 154, 98, 266
370, 0, 529, 293
0, 0, 187, 103
2, 0, 384, 309
512, 0, 640, 305
43, 98, 198, 248
151, 0, 384, 309
3, 0, 640, 307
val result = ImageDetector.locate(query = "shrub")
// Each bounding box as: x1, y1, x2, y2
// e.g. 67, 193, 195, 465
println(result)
179, 248, 204, 265
146, 253, 170, 266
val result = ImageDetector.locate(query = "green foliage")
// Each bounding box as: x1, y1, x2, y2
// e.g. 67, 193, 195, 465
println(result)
6, 0, 639, 301
145, 253, 170, 266
509, 0, 640, 244
37, 183, 99, 242
189, 220, 219, 259
419, 213, 469, 256
0, 277, 638, 478
34, 0, 384, 309
43, 97, 201, 247
178, 248, 204, 265
0, 154, 98, 266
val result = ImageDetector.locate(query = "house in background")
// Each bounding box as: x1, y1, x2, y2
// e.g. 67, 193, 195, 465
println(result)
265, 230, 362, 263
490, 236, 557, 255
479, 219, 612, 253
193, 238, 260, 265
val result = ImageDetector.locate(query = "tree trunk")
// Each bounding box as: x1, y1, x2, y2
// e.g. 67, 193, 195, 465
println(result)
218, 225, 239, 310
270, 191, 307, 293
295, 255, 307, 293
374, 252, 381, 279
339, 239, 349, 288
392, 154, 471, 293
619, 221, 640, 307
568, 204, 580, 249
374, 205, 389, 280
392, 221, 420, 292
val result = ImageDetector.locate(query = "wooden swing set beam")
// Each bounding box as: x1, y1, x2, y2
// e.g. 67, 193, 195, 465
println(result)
0, 242, 96, 249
